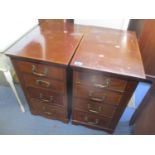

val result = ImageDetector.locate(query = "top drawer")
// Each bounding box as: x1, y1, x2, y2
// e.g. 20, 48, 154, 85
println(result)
75, 71, 127, 92
14, 60, 65, 81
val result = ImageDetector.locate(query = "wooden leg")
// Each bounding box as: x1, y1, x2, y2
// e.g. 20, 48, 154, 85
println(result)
3, 70, 25, 112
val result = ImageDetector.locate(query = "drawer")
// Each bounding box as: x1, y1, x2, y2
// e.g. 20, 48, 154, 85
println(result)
75, 71, 127, 92
15, 60, 65, 80
29, 99, 67, 121
23, 74, 65, 93
72, 110, 111, 129
73, 98, 116, 118
74, 85, 122, 106
27, 87, 65, 106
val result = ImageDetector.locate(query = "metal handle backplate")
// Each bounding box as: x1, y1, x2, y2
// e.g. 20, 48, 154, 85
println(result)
32, 65, 48, 77
84, 116, 99, 125
36, 79, 51, 88
93, 79, 110, 88
42, 107, 55, 115
39, 93, 53, 103
89, 91, 106, 102
44, 111, 53, 115
87, 104, 102, 114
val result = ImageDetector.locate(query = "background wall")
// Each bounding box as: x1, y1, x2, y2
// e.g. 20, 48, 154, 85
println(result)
0, 19, 38, 53
74, 19, 130, 30
0, 19, 38, 85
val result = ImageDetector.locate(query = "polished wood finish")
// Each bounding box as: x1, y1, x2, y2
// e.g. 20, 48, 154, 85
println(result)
139, 20, 155, 76
5, 20, 145, 133
30, 99, 67, 122
71, 30, 145, 80
38, 19, 74, 25
27, 87, 65, 106
72, 110, 112, 131
71, 27, 145, 133
6, 21, 83, 123
23, 74, 65, 93
73, 98, 117, 118
75, 71, 127, 92
6, 22, 83, 66
74, 83, 122, 106
15, 60, 65, 80
129, 20, 155, 134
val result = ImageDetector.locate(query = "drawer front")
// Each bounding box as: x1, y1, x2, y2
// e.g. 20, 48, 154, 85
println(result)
29, 99, 67, 120
74, 85, 122, 106
72, 110, 111, 128
27, 87, 65, 106
75, 71, 127, 92
15, 60, 65, 80
23, 74, 65, 93
73, 98, 116, 118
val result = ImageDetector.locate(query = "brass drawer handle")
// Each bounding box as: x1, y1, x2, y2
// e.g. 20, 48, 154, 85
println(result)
36, 79, 51, 88
44, 111, 53, 115
84, 116, 99, 125
32, 65, 48, 77
93, 79, 110, 88
42, 107, 55, 115
39, 93, 53, 103
87, 104, 101, 114
89, 91, 106, 102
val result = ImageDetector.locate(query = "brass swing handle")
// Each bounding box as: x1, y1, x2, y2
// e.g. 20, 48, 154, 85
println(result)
36, 79, 51, 88
44, 111, 53, 115
87, 104, 102, 114
42, 107, 55, 115
93, 79, 110, 88
89, 91, 106, 102
32, 65, 48, 77
39, 93, 53, 103
84, 116, 99, 125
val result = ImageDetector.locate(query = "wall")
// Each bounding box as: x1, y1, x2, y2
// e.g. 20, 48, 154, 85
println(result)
0, 19, 38, 52
74, 19, 130, 30
0, 19, 38, 85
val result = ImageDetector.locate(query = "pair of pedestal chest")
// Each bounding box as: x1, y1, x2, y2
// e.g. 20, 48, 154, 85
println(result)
6, 21, 145, 133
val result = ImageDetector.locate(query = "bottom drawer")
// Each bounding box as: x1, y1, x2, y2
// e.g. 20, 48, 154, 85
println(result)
72, 110, 112, 129
29, 99, 68, 123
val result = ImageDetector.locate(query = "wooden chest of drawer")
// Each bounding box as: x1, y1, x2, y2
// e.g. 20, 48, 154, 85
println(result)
72, 110, 112, 131
11, 59, 69, 123
5, 20, 145, 134
70, 30, 145, 133
30, 99, 67, 122
6, 24, 83, 123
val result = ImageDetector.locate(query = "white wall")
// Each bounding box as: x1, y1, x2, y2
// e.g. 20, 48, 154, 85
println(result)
74, 19, 130, 30
0, 19, 38, 52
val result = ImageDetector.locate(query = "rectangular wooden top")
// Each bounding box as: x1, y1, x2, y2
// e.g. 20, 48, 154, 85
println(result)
71, 27, 145, 79
6, 21, 83, 66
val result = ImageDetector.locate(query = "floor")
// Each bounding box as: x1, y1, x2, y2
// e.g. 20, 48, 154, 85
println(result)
0, 82, 150, 135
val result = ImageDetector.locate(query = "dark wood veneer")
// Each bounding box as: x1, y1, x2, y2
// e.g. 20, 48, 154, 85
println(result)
71, 27, 145, 133
5, 20, 145, 133
6, 21, 83, 123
